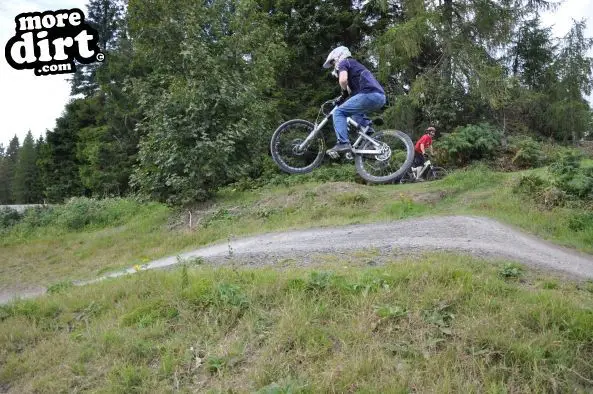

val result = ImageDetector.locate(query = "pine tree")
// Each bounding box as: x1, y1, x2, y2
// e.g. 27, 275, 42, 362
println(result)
0, 136, 20, 204
373, 0, 556, 133
70, 0, 125, 96
0, 144, 10, 204
12, 131, 42, 203
40, 101, 88, 202
550, 20, 593, 143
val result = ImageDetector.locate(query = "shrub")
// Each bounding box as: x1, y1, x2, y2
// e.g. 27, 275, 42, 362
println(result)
550, 151, 593, 200
567, 212, 593, 232
513, 175, 567, 208
508, 136, 544, 169
51, 197, 145, 230
498, 263, 523, 279
513, 174, 549, 196
229, 161, 356, 191
0, 208, 22, 229
1, 198, 157, 235
438, 123, 502, 166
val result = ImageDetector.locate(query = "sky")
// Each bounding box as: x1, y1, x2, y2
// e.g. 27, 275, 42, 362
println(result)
1, 0, 593, 148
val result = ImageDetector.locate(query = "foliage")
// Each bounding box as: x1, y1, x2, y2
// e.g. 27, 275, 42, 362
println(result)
129, 0, 287, 204
507, 136, 544, 169
1, 197, 153, 235
4, 0, 593, 204
549, 151, 593, 200
438, 124, 502, 166
0, 136, 19, 204
513, 174, 549, 197
70, 0, 125, 96
0, 208, 22, 230
12, 131, 43, 203
498, 263, 523, 279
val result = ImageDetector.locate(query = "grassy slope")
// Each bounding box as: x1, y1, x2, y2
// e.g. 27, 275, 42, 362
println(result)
1, 254, 593, 392
1, 165, 593, 392
1, 165, 592, 288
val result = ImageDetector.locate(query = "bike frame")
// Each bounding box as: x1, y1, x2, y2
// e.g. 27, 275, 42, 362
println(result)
416, 160, 432, 179
297, 105, 382, 155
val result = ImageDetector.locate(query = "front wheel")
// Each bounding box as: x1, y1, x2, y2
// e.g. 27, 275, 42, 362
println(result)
355, 130, 414, 184
270, 119, 325, 174
427, 166, 447, 181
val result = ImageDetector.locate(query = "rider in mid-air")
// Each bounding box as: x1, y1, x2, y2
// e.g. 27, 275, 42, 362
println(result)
322, 46, 386, 156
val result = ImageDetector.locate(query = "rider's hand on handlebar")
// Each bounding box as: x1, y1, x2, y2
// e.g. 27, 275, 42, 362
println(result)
334, 89, 349, 106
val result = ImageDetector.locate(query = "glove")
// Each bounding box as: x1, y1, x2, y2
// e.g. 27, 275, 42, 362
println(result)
335, 90, 349, 106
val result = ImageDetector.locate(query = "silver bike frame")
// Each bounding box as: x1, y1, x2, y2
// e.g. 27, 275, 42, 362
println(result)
415, 160, 432, 179
298, 106, 383, 154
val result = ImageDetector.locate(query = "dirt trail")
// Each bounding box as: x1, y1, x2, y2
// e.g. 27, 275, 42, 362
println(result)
2, 215, 593, 304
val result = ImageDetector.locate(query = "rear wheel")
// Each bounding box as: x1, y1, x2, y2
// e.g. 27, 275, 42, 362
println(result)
398, 169, 415, 184
354, 130, 414, 184
270, 119, 325, 174
427, 166, 447, 181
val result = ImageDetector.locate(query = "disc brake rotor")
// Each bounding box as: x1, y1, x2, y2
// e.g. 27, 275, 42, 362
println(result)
375, 143, 392, 161
290, 139, 306, 156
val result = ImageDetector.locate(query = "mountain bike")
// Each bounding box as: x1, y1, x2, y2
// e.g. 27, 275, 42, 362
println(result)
270, 97, 414, 184
400, 156, 447, 183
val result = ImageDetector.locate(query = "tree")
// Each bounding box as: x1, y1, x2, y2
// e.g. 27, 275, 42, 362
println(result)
70, 0, 125, 96
0, 144, 10, 204
40, 100, 91, 202
551, 20, 593, 143
0, 136, 20, 204
12, 131, 42, 203
510, 17, 556, 90
129, 0, 287, 203
261, 0, 378, 120
373, 0, 555, 134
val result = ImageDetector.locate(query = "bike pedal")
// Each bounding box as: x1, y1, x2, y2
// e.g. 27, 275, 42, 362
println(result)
344, 152, 354, 160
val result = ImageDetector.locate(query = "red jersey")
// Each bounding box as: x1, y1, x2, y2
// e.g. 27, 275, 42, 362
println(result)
415, 134, 433, 153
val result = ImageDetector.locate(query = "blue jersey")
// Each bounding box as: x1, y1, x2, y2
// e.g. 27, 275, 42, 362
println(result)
337, 58, 385, 96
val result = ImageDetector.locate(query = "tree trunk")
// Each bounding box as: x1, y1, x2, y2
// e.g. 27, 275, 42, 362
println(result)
443, 0, 453, 84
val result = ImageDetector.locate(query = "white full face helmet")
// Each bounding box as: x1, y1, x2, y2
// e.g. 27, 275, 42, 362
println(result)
322, 46, 351, 71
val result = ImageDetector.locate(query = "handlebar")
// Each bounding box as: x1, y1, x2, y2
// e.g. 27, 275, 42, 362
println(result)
321, 96, 342, 115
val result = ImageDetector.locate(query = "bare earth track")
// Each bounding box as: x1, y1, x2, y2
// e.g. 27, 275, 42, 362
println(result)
2, 215, 593, 304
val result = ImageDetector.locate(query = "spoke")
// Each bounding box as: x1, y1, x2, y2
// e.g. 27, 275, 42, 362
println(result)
274, 122, 323, 171
359, 132, 410, 178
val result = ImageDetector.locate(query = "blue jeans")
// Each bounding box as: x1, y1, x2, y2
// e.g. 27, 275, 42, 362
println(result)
333, 92, 386, 143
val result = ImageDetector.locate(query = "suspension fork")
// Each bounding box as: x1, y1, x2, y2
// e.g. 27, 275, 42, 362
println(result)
298, 116, 330, 151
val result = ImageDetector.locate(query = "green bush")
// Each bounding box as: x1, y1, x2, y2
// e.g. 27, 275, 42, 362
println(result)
513, 174, 549, 196
508, 136, 544, 169
439, 123, 502, 166
513, 175, 567, 208
513, 151, 593, 207
1, 198, 158, 235
229, 160, 356, 191
0, 208, 23, 229
20, 206, 56, 228
567, 212, 593, 232
550, 151, 593, 200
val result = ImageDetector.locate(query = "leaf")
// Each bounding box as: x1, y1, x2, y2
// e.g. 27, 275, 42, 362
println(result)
439, 327, 453, 336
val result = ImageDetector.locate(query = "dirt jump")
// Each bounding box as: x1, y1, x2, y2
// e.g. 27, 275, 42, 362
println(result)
2, 215, 593, 304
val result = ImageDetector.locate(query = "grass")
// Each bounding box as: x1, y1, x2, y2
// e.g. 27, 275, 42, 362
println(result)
1, 253, 593, 392
1, 164, 592, 288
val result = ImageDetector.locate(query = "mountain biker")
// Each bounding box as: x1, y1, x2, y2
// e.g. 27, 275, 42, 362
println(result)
322, 46, 386, 156
412, 126, 436, 178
